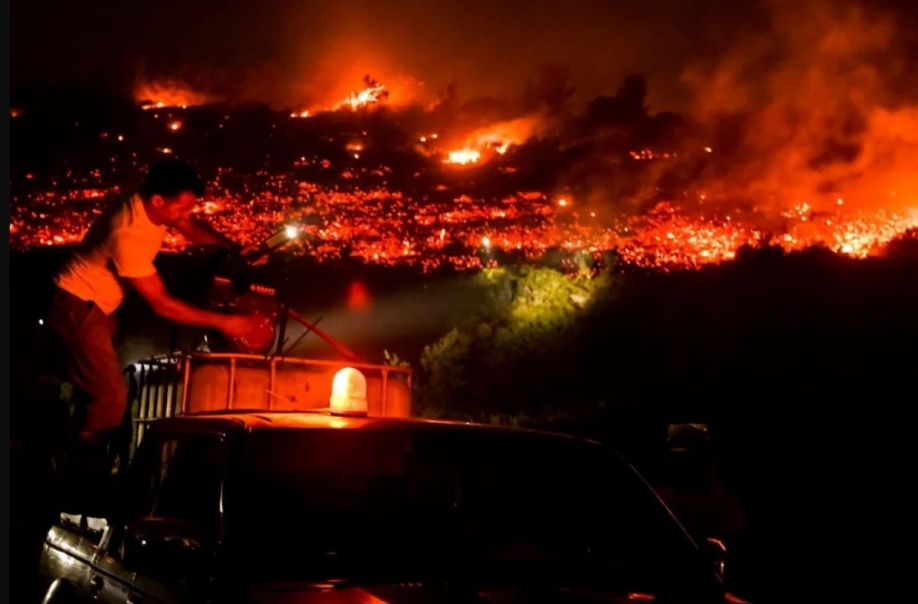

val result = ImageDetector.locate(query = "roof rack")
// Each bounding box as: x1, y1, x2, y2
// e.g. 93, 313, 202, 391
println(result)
130, 351, 412, 452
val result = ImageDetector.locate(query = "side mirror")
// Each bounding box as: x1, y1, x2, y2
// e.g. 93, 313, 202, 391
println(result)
700, 537, 727, 583
122, 518, 209, 581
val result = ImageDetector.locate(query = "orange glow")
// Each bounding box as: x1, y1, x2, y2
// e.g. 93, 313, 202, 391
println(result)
347, 281, 371, 311
10, 108, 23, 118
446, 149, 480, 165
9, 91, 918, 274
334, 76, 389, 111
133, 80, 208, 109
329, 367, 368, 416
443, 117, 541, 166
10, 177, 917, 271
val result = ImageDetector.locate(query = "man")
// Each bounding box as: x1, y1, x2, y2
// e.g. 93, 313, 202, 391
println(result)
49, 159, 261, 458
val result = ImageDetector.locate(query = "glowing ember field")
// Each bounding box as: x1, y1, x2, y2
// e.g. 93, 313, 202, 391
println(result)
11, 179, 917, 272
9, 80, 918, 272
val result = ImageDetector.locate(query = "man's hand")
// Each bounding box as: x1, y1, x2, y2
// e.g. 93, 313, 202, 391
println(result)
219, 314, 270, 341
128, 272, 234, 330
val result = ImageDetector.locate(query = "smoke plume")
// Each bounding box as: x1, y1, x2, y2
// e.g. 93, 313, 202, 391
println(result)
681, 0, 918, 215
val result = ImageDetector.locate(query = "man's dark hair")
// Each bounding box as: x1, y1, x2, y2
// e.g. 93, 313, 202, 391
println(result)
139, 159, 206, 201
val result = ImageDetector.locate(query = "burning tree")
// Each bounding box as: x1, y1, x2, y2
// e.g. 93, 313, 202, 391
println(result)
335, 75, 390, 111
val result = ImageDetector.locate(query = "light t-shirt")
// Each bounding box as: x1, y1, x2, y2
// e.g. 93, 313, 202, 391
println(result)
55, 194, 167, 315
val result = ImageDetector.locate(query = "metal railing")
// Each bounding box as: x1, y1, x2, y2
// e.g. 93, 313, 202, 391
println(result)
132, 352, 412, 450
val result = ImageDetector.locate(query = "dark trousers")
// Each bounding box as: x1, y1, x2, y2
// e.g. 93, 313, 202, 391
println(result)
49, 288, 128, 438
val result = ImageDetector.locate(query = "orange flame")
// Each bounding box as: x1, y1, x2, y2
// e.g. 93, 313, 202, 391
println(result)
133, 80, 208, 110
445, 117, 542, 165
446, 149, 481, 165
334, 76, 389, 111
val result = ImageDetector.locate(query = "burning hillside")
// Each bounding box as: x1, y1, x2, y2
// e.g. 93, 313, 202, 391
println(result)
10, 1, 918, 273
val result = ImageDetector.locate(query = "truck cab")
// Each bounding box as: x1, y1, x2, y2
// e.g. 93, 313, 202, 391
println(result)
38, 407, 740, 604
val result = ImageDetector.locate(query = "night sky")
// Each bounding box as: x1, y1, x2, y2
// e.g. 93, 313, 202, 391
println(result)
13, 0, 915, 112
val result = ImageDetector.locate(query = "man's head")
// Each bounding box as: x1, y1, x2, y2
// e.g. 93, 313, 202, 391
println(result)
139, 159, 206, 227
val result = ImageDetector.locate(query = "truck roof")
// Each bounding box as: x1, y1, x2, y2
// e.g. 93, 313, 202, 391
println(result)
147, 410, 593, 444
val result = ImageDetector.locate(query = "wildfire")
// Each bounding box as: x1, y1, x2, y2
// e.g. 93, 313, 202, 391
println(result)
630, 149, 677, 161
444, 117, 539, 165
446, 149, 481, 165
133, 80, 208, 110
11, 164, 917, 273
335, 76, 389, 111
10, 84, 918, 273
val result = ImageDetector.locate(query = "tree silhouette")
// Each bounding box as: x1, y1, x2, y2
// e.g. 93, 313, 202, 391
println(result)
587, 73, 649, 126
521, 63, 576, 116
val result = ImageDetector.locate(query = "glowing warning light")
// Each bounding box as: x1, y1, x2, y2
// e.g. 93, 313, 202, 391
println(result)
285, 224, 300, 239
329, 367, 368, 416
481, 236, 491, 248
117, 135, 124, 141
160, 147, 173, 154
704, 147, 712, 153
169, 121, 182, 131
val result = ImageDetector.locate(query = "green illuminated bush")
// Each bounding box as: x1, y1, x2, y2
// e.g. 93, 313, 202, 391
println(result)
414, 255, 619, 422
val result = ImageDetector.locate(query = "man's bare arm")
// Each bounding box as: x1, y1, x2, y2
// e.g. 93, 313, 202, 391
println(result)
174, 216, 239, 250
128, 272, 229, 329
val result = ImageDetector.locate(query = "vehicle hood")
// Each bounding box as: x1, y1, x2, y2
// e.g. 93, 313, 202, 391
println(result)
244, 583, 749, 604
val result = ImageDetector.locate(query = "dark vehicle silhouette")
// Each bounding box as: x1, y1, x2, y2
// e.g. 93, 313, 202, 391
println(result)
37, 411, 743, 603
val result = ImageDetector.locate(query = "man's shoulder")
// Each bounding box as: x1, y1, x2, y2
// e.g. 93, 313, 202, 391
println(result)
109, 196, 163, 241
92, 196, 134, 233
109, 195, 143, 226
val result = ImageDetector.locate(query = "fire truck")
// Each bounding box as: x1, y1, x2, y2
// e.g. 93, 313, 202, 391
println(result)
127, 223, 413, 455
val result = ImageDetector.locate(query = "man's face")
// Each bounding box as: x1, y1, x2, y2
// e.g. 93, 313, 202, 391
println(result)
149, 191, 198, 226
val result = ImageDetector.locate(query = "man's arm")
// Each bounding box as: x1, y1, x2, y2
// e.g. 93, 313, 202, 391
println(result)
127, 272, 230, 330
173, 216, 239, 251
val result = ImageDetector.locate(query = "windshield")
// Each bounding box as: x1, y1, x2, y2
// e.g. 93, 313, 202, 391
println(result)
232, 425, 710, 595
